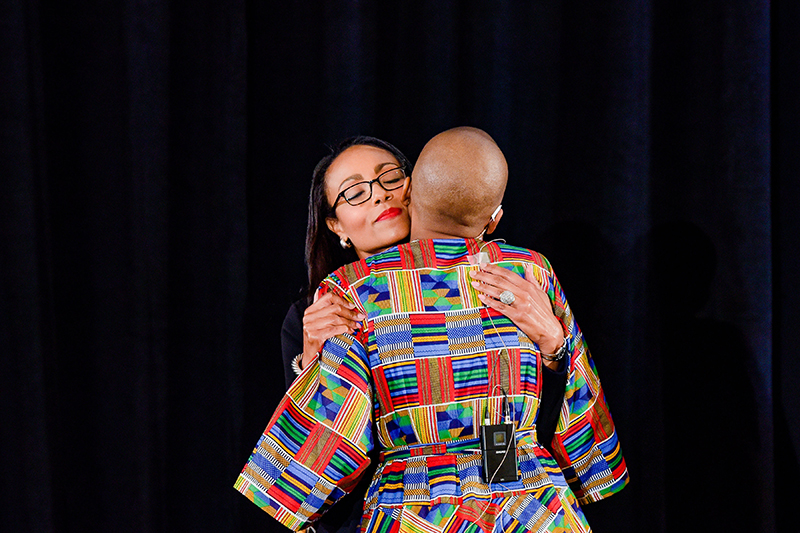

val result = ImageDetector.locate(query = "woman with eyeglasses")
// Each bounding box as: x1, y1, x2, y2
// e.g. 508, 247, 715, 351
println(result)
272, 136, 570, 533
280, 137, 414, 391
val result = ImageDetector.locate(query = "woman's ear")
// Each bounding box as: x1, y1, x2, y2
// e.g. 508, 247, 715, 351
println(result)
484, 208, 503, 235
326, 216, 345, 241
401, 176, 412, 206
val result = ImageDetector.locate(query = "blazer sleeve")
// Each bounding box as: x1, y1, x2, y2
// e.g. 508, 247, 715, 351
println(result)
235, 282, 373, 531
280, 299, 307, 390
539, 255, 630, 505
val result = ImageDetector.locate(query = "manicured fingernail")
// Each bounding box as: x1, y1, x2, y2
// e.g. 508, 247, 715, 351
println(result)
471, 281, 480, 287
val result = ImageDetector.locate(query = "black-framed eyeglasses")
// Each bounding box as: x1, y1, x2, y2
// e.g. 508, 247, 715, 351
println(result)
332, 167, 407, 208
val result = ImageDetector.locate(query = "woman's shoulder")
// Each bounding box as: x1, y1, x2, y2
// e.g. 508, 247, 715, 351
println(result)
281, 298, 309, 348
282, 298, 308, 328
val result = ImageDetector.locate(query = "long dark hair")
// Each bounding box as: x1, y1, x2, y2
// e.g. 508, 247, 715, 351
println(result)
305, 136, 413, 299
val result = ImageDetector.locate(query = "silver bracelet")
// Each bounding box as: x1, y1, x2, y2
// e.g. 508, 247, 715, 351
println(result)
291, 353, 304, 376
540, 338, 568, 362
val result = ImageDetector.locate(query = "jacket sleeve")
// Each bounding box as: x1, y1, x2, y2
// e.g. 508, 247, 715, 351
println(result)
539, 255, 630, 505
235, 281, 373, 530
280, 299, 307, 390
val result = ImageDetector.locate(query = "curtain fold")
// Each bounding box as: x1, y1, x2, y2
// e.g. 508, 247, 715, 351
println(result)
1, 2, 55, 531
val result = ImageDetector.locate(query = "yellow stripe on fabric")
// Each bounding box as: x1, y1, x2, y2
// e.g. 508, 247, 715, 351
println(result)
524, 261, 549, 291
267, 509, 299, 530
341, 260, 369, 286
489, 323, 518, 335
398, 508, 442, 533
458, 264, 483, 308
479, 396, 506, 424
556, 486, 591, 533
426, 359, 442, 404
575, 353, 601, 396
415, 334, 448, 343
288, 362, 320, 407
298, 425, 337, 468
408, 240, 426, 269
333, 387, 370, 442
438, 357, 454, 404
389, 270, 424, 313
410, 406, 438, 443
448, 340, 485, 352
416, 359, 434, 406
233, 475, 249, 493
374, 315, 411, 328
519, 393, 540, 429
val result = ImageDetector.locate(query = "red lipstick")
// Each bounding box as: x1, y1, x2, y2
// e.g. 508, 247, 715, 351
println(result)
375, 207, 403, 222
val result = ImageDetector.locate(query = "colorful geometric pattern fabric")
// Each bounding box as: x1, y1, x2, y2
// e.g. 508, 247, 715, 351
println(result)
235, 238, 628, 532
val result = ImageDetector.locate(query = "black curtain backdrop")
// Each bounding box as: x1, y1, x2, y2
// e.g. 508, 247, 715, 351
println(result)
1, 1, 794, 532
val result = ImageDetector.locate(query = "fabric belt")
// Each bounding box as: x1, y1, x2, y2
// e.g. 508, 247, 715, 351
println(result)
378, 427, 537, 463
379, 439, 480, 462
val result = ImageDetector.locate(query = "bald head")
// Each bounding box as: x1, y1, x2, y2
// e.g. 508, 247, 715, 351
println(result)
410, 127, 508, 239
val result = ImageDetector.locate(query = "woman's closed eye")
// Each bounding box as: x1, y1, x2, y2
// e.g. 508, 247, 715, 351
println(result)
380, 170, 404, 186
344, 185, 368, 202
